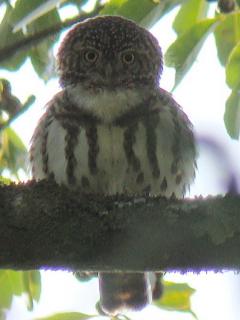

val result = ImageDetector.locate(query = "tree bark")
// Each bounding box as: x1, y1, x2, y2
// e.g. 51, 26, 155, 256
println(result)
0, 180, 240, 272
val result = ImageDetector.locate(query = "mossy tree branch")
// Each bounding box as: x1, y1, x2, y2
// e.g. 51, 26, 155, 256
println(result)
1, 180, 240, 272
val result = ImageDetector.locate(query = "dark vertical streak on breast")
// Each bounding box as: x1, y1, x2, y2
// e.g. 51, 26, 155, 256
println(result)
160, 176, 167, 192
143, 116, 160, 179
52, 95, 81, 185
56, 102, 80, 185
54, 92, 100, 182
41, 114, 53, 176
64, 122, 80, 185
123, 123, 141, 173
85, 125, 99, 175
170, 108, 181, 175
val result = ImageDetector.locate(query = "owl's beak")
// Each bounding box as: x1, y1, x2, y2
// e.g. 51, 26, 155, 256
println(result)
103, 63, 113, 82
95, 62, 118, 88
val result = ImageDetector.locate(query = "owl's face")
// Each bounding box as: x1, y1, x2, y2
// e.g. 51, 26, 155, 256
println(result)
57, 16, 163, 90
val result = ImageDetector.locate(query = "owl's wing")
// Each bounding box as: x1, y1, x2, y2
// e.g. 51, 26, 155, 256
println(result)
30, 91, 68, 181
30, 104, 53, 181
151, 88, 197, 197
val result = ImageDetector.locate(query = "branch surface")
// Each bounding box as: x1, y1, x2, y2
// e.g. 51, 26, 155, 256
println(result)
1, 180, 240, 272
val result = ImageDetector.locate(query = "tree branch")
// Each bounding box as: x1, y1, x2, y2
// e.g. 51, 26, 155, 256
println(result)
1, 180, 240, 272
0, 4, 103, 64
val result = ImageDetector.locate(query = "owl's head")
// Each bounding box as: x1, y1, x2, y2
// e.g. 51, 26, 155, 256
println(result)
57, 16, 163, 89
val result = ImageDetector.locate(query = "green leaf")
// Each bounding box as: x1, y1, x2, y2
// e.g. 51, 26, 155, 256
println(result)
27, 8, 60, 80
0, 1, 48, 69
0, 270, 24, 309
22, 271, 41, 311
0, 0, 60, 79
226, 42, 240, 88
214, 12, 240, 66
114, 315, 132, 320
0, 271, 41, 313
0, 7, 27, 70
224, 87, 240, 139
0, 271, 41, 311
13, 0, 65, 32
154, 0, 191, 22
0, 127, 27, 177
10, 0, 53, 25
34, 312, 97, 320
5, 126, 26, 150
140, 0, 189, 28
100, 0, 156, 27
100, 0, 186, 28
165, 17, 219, 89
0, 310, 6, 320
173, 0, 209, 35
12, 0, 61, 80
155, 280, 197, 317
0, 175, 12, 184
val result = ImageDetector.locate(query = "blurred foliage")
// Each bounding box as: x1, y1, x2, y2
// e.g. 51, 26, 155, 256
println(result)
33, 311, 97, 320
0, 127, 27, 177
0, 79, 34, 179
0, 0, 239, 319
22, 271, 42, 311
100, 0, 183, 27
0, 270, 41, 319
165, 17, 219, 89
155, 280, 197, 318
0, 78, 35, 120
0, 0, 61, 79
0, 79, 22, 116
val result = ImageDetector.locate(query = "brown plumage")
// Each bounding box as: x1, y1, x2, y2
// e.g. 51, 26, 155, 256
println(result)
30, 15, 196, 315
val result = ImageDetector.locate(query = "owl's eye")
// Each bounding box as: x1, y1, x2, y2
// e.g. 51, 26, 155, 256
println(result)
83, 50, 98, 64
122, 51, 135, 64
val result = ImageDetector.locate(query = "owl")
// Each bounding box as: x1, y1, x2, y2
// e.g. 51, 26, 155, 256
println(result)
30, 15, 196, 315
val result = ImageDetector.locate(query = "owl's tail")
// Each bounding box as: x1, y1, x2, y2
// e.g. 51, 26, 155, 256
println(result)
98, 272, 160, 315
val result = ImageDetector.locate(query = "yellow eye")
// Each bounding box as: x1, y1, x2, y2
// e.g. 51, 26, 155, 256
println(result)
122, 52, 135, 64
84, 50, 98, 63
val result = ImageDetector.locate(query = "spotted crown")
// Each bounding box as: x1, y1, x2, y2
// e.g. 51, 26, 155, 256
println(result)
57, 15, 163, 88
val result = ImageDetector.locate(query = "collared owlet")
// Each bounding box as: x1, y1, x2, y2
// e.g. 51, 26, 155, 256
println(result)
30, 15, 196, 316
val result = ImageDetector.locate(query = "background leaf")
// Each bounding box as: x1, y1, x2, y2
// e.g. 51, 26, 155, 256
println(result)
0, 175, 12, 184
214, 11, 240, 66
173, 0, 209, 35
22, 271, 41, 311
0, 271, 42, 314
0, 7, 26, 70
13, 0, 65, 32
225, 42, 240, 89
0, 310, 6, 320
0, 127, 27, 177
100, 0, 157, 26
13, 0, 61, 80
0, 271, 24, 309
0, 0, 61, 79
224, 87, 240, 139
27, 8, 60, 80
154, 280, 196, 317
34, 312, 96, 320
165, 17, 219, 89
100, 0, 186, 28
